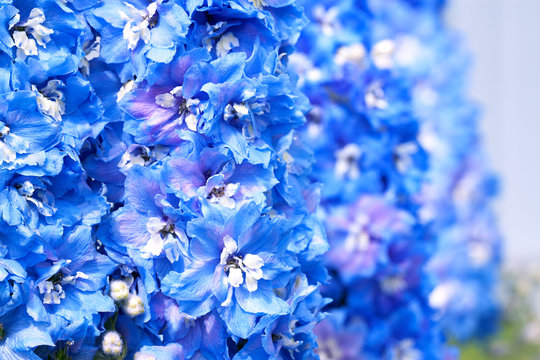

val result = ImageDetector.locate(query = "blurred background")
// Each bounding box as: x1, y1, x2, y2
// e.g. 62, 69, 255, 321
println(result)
447, 1, 540, 358
447, 0, 540, 264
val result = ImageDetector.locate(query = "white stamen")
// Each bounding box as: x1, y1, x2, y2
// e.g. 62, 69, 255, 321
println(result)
228, 267, 244, 288
249, 0, 266, 9
16, 181, 35, 196
80, 36, 101, 76
184, 98, 202, 131
13, 31, 38, 56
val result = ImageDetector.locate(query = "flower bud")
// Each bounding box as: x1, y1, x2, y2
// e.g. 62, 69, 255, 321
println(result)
102, 331, 123, 356
109, 280, 129, 301
122, 293, 145, 317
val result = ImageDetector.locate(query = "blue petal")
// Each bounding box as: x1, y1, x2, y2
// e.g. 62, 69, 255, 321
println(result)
161, 261, 217, 302
235, 285, 289, 315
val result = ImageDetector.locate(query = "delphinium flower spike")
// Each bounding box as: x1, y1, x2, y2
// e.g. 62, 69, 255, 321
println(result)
292, 0, 499, 357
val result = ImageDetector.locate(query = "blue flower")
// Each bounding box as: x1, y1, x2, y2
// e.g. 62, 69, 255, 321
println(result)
85, 0, 190, 66
0, 306, 54, 360
162, 203, 291, 334
0, 91, 60, 168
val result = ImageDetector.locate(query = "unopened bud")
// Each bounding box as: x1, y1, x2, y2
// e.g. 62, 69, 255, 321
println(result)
102, 331, 123, 356
109, 280, 129, 301
122, 294, 145, 317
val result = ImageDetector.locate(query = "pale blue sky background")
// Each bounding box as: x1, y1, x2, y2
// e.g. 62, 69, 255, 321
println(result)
447, 0, 540, 262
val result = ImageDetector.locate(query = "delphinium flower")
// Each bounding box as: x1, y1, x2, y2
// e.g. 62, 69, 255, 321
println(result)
291, 0, 498, 357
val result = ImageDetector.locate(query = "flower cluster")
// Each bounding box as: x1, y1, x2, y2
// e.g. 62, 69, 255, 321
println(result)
291, 0, 500, 357
0, 0, 328, 358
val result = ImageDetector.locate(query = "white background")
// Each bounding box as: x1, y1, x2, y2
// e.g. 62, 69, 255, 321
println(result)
447, 0, 540, 263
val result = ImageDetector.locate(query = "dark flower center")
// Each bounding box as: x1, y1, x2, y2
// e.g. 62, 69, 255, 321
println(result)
207, 185, 226, 199
48, 271, 64, 285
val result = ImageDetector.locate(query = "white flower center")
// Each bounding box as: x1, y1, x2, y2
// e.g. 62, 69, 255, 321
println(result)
223, 101, 266, 141
142, 217, 186, 263
154, 87, 203, 131
207, 183, 239, 209
38, 280, 65, 305
102, 331, 124, 356
335, 144, 361, 180
224, 103, 250, 121
119, 2, 158, 50
119, 145, 153, 170
33, 80, 65, 122
220, 235, 264, 293
10, 8, 53, 57
0, 124, 9, 138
